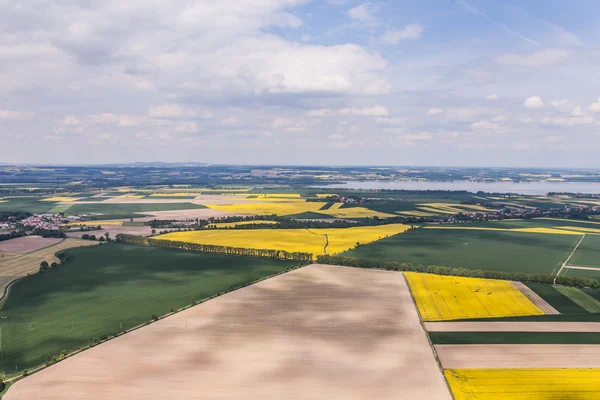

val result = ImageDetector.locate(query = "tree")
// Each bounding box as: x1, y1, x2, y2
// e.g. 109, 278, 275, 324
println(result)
151, 229, 156, 236
50, 262, 58, 268
39, 261, 49, 273
104, 232, 110, 240
89, 235, 96, 241
99, 236, 105, 242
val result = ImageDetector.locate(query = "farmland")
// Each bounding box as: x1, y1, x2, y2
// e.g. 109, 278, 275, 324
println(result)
0, 244, 296, 373
156, 224, 411, 256
445, 369, 600, 400
404, 273, 544, 321
5, 264, 452, 400
345, 227, 581, 274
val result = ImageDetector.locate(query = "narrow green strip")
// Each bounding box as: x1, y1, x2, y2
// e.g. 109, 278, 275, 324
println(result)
554, 286, 600, 313
429, 331, 600, 345
525, 283, 588, 314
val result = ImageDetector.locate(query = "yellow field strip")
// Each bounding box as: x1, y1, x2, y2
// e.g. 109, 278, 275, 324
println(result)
404, 272, 545, 321
157, 223, 410, 256
537, 218, 600, 226
40, 197, 80, 202
445, 368, 600, 400
424, 226, 583, 235
207, 220, 279, 228
206, 201, 396, 218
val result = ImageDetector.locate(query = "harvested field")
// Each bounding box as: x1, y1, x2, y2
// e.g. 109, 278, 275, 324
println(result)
405, 272, 544, 321
66, 226, 156, 238
436, 344, 600, 368
0, 238, 97, 294
445, 369, 600, 400
0, 236, 62, 253
511, 282, 559, 314
5, 264, 451, 400
425, 321, 600, 332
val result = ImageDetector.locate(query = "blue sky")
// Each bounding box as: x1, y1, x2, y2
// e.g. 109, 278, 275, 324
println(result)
1, 0, 599, 167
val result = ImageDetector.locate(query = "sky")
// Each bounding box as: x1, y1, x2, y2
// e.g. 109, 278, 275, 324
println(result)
1, 0, 600, 167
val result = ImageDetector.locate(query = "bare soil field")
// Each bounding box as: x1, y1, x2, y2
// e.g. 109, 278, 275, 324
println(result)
426, 321, 600, 332
67, 226, 154, 238
0, 239, 98, 295
436, 344, 600, 368
511, 282, 560, 314
128, 208, 246, 221
6, 264, 451, 400
0, 236, 62, 253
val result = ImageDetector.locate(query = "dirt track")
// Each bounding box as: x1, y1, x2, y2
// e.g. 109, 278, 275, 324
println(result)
511, 281, 560, 314
425, 321, 600, 332
436, 344, 600, 368
6, 264, 451, 400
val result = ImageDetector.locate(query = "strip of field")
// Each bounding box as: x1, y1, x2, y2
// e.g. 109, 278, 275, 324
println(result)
345, 228, 581, 274
425, 321, 600, 332
156, 224, 411, 256
424, 226, 583, 235
206, 201, 396, 218
0, 236, 62, 253
510, 282, 559, 314
445, 369, 600, 400
405, 272, 544, 321
207, 220, 279, 228
436, 344, 600, 368
0, 238, 98, 295
5, 264, 451, 400
568, 234, 600, 268
524, 283, 588, 314
0, 244, 296, 373
430, 331, 600, 345
554, 286, 600, 313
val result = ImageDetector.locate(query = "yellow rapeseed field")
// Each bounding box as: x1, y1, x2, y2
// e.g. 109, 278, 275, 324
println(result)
157, 223, 410, 256
254, 193, 301, 198
206, 201, 324, 216
40, 197, 80, 202
396, 210, 436, 217
445, 369, 600, 400
424, 226, 583, 235
555, 226, 600, 234
207, 220, 280, 228
404, 272, 544, 321
65, 221, 123, 227
149, 193, 199, 197
315, 193, 337, 198
115, 194, 145, 199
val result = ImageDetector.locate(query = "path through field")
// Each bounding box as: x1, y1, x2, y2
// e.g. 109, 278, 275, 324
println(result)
554, 233, 586, 280
5, 264, 451, 400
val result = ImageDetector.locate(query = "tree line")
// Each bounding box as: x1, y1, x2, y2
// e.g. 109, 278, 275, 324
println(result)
0, 230, 26, 242
115, 234, 313, 261
316, 255, 600, 289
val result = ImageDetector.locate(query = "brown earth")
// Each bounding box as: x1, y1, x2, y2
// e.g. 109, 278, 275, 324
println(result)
0, 236, 63, 253
5, 264, 451, 400
511, 281, 560, 314
425, 321, 600, 332
436, 344, 600, 368
66, 226, 154, 238
0, 238, 98, 295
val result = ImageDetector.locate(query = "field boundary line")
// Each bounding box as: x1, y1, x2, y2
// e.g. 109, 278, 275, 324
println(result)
401, 272, 456, 400
564, 265, 600, 271
554, 233, 586, 284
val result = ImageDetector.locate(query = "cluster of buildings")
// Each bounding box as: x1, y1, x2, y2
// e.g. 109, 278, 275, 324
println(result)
21, 214, 64, 231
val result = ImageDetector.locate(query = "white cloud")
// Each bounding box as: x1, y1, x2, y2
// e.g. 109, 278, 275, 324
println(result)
491, 116, 505, 122
307, 109, 333, 117
340, 105, 388, 116
550, 99, 574, 112
486, 94, 498, 101
587, 98, 600, 113
444, 107, 482, 121
403, 132, 432, 141
221, 117, 240, 125
427, 108, 444, 116
148, 104, 213, 119
571, 106, 583, 116
346, 3, 379, 22
328, 133, 345, 140
0, 110, 35, 121
497, 48, 570, 67
376, 117, 406, 125
472, 120, 500, 130
524, 96, 545, 109
174, 121, 198, 133
541, 116, 594, 126
381, 24, 424, 44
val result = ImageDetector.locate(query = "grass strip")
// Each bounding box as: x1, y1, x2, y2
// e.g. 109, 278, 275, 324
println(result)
525, 283, 588, 314
430, 331, 600, 345
554, 286, 600, 313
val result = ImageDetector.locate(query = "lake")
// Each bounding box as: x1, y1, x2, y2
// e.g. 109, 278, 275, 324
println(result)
313, 180, 600, 195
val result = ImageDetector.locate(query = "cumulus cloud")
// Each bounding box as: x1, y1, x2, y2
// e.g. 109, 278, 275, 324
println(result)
0, 110, 35, 121
587, 98, 600, 113
221, 118, 240, 125
497, 48, 570, 67
307, 106, 388, 117
471, 120, 500, 131
486, 94, 498, 101
541, 116, 595, 126
346, 3, 379, 23
550, 99, 574, 112
524, 96, 545, 109
427, 108, 444, 116
381, 24, 424, 44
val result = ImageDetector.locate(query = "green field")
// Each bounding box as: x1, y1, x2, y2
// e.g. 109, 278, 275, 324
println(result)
554, 286, 600, 313
525, 283, 588, 314
429, 331, 600, 345
344, 228, 580, 274
0, 244, 297, 373
569, 234, 600, 268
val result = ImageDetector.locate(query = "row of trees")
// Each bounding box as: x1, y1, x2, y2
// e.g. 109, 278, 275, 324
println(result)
316, 255, 600, 289
39, 260, 58, 273
0, 229, 26, 242
116, 234, 313, 261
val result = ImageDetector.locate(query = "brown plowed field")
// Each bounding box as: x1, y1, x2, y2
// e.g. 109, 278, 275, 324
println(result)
436, 344, 600, 368
0, 236, 62, 253
6, 264, 451, 400
425, 321, 600, 332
